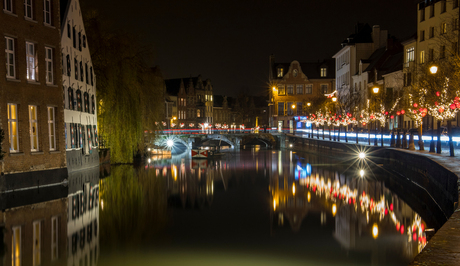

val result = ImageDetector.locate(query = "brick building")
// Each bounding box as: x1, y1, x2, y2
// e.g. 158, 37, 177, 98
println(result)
268, 56, 335, 128
0, 0, 67, 190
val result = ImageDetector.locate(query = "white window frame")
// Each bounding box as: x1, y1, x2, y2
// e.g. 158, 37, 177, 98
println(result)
29, 105, 39, 151
51, 216, 58, 260
24, 0, 33, 19
26, 42, 37, 81
48, 107, 56, 151
33, 221, 41, 266
45, 47, 53, 84
321, 84, 328, 94
12, 226, 21, 266
8, 103, 19, 152
296, 84, 303, 94
4, 0, 13, 12
5, 37, 15, 78
43, 0, 51, 25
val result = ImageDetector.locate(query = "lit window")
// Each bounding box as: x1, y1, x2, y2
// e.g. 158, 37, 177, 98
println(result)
441, 23, 447, 34
12, 226, 21, 266
197, 109, 200, 117
320, 67, 327, 77
278, 85, 285, 95
406, 47, 415, 62
4, 0, 13, 12
51, 217, 58, 260
29, 105, 39, 151
45, 47, 53, 84
33, 221, 41, 266
8, 103, 19, 152
420, 50, 425, 64
24, 0, 33, 19
5, 37, 15, 78
26, 42, 37, 81
277, 68, 283, 77
44, 0, 51, 24
48, 107, 56, 150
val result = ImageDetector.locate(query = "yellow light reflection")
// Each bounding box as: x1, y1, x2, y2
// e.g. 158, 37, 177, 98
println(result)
307, 192, 311, 202
172, 165, 178, 181
292, 184, 296, 195
332, 204, 337, 216
273, 199, 276, 211
372, 223, 379, 239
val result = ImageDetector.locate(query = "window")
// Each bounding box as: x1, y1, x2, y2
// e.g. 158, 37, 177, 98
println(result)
91, 95, 95, 114
4, 0, 12, 12
85, 63, 89, 84
197, 109, 200, 117
48, 107, 56, 150
287, 102, 294, 116
80, 61, 83, 82
68, 88, 74, 110
420, 8, 425, 22
420, 30, 425, 41
84, 92, 89, 113
12, 226, 21, 266
440, 45, 446, 58
8, 103, 19, 152
90, 66, 93, 86
45, 47, 53, 84
278, 85, 285, 95
296, 84, 303, 94
67, 23, 71, 38
429, 26, 434, 38
24, 0, 33, 19
83, 35, 86, 48
455, 0, 459, 9
321, 84, 328, 94
74, 58, 78, 80
320, 67, 327, 77
429, 48, 434, 61
43, 0, 51, 24
78, 32, 82, 51
430, 4, 434, 17
441, 0, 446, 13
72, 26, 76, 48
76, 90, 82, 111
33, 221, 41, 266
29, 105, 39, 151
287, 85, 293, 95
26, 42, 37, 81
293, 69, 298, 77
305, 84, 312, 94
5, 37, 15, 78
453, 42, 458, 55
406, 47, 415, 62
441, 23, 447, 34
406, 72, 412, 86
296, 102, 302, 115
277, 68, 283, 77
66, 55, 71, 76
277, 102, 284, 116
420, 50, 425, 64
51, 217, 58, 260
455, 18, 459, 30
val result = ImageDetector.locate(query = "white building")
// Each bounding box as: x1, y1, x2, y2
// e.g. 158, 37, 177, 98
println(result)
61, 0, 99, 171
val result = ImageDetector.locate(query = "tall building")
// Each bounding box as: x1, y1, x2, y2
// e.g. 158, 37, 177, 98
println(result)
0, 0, 67, 190
268, 56, 335, 128
61, 0, 99, 171
333, 24, 388, 104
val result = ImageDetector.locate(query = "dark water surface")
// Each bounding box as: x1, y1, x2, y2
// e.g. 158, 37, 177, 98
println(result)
1, 148, 445, 266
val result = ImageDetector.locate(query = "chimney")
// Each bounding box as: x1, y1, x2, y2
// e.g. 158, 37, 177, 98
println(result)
372, 25, 381, 50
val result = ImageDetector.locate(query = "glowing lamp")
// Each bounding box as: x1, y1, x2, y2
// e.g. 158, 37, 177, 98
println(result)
385, 111, 388, 115
390, 203, 393, 211
358, 152, 366, 159
400, 225, 404, 234
307, 102, 311, 107
292, 104, 296, 109
353, 117, 356, 121
166, 139, 174, 147
362, 122, 366, 126
372, 87, 379, 94
372, 224, 379, 239
401, 110, 405, 115
413, 233, 417, 241
272, 86, 277, 91
390, 115, 394, 119
396, 111, 401, 116
413, 110, 417, 114
332, 204, 337, 216
430, 65, 438, 74
332, 97, 337, 102
359, 169, 365, 178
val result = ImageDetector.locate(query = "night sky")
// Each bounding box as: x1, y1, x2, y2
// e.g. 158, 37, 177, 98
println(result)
81, 0, 418, 97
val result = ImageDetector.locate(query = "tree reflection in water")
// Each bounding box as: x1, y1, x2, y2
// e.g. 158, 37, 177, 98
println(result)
99, 165, 168, 249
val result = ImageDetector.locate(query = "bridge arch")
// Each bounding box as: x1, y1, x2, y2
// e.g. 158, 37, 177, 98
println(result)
207, 134, 235, 149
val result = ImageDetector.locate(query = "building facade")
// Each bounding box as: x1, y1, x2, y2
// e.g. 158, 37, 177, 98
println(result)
0, 0, 67, 190
61, 0, 99, 172
268, 57, 335, 128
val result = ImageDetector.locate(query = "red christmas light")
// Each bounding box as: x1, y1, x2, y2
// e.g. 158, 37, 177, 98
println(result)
396, 111, 401, 116
413, 110, 417, 114
385, 111, 389, 115
413, 233, 417, 241
413, 103, 418, 108
400, 225, 404, 234
439, 107, 444, 113
390, 203, 393, 211
436, 91, 441, 97
450, 104, 456, 110
390, 115, 394, 119
401, 110, 405, 115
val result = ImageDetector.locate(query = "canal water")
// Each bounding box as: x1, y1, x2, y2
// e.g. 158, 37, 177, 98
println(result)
0, 148, 446, 266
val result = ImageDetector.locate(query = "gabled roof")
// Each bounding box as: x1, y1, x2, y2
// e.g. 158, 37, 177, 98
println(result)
362, 41, 403, 82
272, 59, 336, 80
60, 0, 71, 31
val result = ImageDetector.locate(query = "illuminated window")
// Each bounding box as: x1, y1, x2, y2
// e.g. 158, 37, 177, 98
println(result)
5, 37, 15, 78
12, 226, 21, 266
33, 221, 41, 266
45, 47, 53, 84
8, 103, 19, 152
24, 0, 33, 19
320, 67, 327, 77
29, 105, 39, 151
406, 47, 415, 62
51, 217, 58, 260
305, 84, 312, 94
277, 68, 283, 77
441, 22, 447, 34
278, 85, 285, 95
48, 107, 56, 151
4, 0, 12, 12
420, 50, 425, 64
44, 0, 51, 24
287, 102, 294, 115
197, 109, 200, 117
26, 42, 37, 81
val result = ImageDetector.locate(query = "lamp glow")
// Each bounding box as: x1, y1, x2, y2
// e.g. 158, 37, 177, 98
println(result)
332, 204, 337, 216
292, 104, 296, 109
372, 223, 379, 239
292, 184, 296, 195
373, 87, 379, 94
166, 139, 174, 147
332, 97, 337, 102
358, 152, 366, 159
430, 65, 438, 74
307, 102, 311, 107
359, 169, 365, 178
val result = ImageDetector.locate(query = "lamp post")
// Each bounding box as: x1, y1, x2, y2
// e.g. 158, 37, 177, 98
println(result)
372, 87, 380, 146
307, 102, 312, 138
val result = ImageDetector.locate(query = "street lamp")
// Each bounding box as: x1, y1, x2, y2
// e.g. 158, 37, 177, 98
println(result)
332, 97, 337, 102
372, 87, 380, 146
430, 65, 438, 74
372, 87, 379, 94
307, 102, 311, 107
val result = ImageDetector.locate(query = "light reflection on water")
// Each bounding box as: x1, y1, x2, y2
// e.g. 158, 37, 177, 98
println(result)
0, 148, 440, 266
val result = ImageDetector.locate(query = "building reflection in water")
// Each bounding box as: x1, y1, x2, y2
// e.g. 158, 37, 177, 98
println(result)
269, 150, 428, 265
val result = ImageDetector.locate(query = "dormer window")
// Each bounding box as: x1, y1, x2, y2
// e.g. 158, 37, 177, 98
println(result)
277, 68, 283, 77
320, 67, 327, 77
